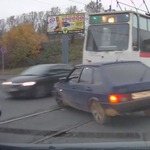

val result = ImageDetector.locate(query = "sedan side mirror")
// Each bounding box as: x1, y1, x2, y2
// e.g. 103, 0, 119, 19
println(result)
68, 76, 78, 81
59, 77, 67, 83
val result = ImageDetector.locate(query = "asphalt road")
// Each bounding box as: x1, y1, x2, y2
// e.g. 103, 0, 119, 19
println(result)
0, 83, 150, 144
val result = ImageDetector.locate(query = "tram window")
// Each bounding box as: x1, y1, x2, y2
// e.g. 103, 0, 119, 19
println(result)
148, 19, 150, 31
139, 16, 150, 52
133, 14, 138, 28
139, 17, 147, 30
86, 24, 129, 51
132, 14, 138, 51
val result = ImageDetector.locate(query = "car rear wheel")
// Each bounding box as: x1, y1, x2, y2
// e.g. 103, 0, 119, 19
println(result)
55, 93, 65, 107
144, 109, 150, 116
90, 101, 110, 125
34, 85, 47, 98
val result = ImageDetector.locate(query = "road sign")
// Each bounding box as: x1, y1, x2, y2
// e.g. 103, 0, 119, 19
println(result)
1, 47, 5, 53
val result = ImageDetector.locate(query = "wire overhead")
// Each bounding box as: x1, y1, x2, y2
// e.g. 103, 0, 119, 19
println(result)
116, 0, 150, 16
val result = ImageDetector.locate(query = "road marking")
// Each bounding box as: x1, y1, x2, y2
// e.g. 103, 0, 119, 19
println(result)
0, 107, 63, 125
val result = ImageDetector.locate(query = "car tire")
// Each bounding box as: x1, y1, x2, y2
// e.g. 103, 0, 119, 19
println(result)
144, 109, 150, 116
90, 100, 110, 125
34, 85, 47, 99
55, 92, 65, 107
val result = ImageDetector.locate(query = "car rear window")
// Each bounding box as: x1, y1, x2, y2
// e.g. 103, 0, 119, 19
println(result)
103, 62, 150, 84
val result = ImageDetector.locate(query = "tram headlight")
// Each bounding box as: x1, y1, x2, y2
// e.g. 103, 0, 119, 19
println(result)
108, 17, 115, 23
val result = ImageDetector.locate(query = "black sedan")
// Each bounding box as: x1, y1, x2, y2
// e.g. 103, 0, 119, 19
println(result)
53, 61, 150, 125
2, 64, 73, 98
62, 22, 70, 27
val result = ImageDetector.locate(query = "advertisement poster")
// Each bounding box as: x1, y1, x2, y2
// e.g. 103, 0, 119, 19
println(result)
47, 13, 85, 35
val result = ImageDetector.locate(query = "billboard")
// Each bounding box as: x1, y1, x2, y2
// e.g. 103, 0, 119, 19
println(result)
47, 13, 85, 35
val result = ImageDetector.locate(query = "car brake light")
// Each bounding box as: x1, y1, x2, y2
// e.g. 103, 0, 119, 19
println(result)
109, 94, 131, 103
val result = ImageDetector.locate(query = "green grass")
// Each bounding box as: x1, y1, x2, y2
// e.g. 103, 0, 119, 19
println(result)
0, 67, 28, 75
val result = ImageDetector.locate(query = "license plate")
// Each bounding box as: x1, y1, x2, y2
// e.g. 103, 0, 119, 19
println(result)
132, 91, 150, 99
9, 88, 18, 92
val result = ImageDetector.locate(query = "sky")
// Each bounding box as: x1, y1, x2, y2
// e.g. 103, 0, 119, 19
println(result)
0, 0, 150, 19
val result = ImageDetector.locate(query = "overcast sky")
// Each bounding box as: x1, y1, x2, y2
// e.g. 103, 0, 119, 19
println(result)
0, 0, 150, 19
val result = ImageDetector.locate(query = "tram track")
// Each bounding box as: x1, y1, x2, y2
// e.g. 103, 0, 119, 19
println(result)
0, 105, 93, 144
30, 119, 93, 144
0, 106, 64, 125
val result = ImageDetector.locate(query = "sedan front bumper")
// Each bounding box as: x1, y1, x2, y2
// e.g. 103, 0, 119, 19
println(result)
2, 84, 35, 98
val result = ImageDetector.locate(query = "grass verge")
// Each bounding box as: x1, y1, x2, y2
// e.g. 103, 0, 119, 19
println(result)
0, 67, 28, 75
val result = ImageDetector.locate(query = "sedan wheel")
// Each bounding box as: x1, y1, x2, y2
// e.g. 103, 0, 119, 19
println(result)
90, 101, 110, 125
34, 85, 47, 98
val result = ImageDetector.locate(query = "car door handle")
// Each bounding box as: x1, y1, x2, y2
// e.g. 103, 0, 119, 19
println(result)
86, 87, 92, 91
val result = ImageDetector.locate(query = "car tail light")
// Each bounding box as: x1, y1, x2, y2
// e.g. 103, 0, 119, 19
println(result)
109, 94, 131, 103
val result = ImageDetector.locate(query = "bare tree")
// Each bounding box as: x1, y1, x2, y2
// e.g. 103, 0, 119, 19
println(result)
85, 1, 104, 13
0, 19, 6, 38
6, 16, 19, 29
84, 1, 104, 27
50, 7, 61, 15
65, 5, 82, 14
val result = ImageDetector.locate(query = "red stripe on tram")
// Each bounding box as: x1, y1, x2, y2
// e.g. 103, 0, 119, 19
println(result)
140, 52, 150, 58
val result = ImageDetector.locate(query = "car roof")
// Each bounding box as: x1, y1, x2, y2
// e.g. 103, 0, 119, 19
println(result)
75, 61, 143, 67
33, 63, 72, 67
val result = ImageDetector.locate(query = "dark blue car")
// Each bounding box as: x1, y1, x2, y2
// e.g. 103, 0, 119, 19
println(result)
53, 61, 150, 125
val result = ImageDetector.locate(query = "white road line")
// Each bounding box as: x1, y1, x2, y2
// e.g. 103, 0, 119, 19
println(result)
0, 107, 63, 125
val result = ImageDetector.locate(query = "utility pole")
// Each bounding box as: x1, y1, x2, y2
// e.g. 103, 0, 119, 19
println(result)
109, 5, 112, 11
96, 0, 101, 12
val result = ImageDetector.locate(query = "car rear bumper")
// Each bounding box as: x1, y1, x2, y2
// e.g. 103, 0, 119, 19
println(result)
101, 98, 150, 116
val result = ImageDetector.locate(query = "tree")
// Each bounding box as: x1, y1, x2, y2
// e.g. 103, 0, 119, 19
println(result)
65, 5, 82, 14
6, 16, 18, 30
0, 19, 6, 40
85, 1, 104, 13
84, 1, 104, 27
50, 7, 61, 15
2, 23, 47, 68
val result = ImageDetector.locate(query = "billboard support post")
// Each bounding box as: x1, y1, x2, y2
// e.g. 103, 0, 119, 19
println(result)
62, 34, 69, 63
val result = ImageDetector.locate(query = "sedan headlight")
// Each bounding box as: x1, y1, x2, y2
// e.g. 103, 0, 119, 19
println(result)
2, 82, 12, 85
22, 82, 36, 86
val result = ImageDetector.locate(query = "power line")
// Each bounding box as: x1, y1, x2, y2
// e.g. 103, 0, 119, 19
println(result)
33, 0, 66, 10
33, 0, 57, 6
68, 0, 86, 5
130, 0, 138, 12
138, 3, 143, 9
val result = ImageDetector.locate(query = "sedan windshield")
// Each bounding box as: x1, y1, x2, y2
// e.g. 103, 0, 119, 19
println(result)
20, 65, 50, 76
86, 24, 129, 51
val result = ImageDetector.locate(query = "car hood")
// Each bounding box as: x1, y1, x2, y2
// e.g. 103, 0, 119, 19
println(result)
7, 75, 40, 83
